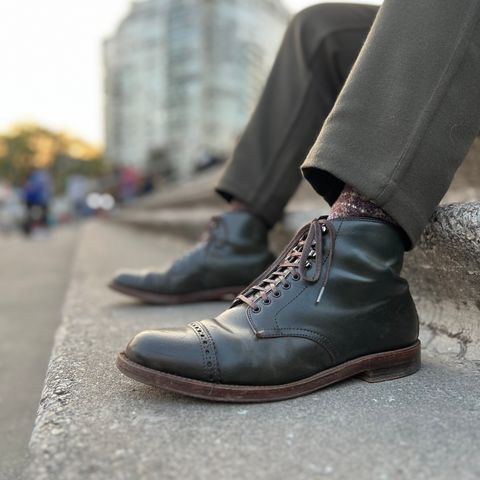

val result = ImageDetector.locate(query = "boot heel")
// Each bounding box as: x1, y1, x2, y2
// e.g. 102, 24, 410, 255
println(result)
358, 342, 421, 383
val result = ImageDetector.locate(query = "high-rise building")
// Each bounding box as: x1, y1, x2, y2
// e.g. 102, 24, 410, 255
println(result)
104, 0, 290, 178
104, 0, 169, 174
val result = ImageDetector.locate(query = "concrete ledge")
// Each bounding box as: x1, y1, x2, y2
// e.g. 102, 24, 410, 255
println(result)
25, 221, 480, 479
403, 202, 480, 360
110, 207, 220, 239
130, 167, 225, 211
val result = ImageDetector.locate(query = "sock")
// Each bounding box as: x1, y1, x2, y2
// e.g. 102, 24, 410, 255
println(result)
328, 185, 397, 225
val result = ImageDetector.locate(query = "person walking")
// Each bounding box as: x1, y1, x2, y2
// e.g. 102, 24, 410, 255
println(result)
22, 167, 52, 235
114, 1, 480, 402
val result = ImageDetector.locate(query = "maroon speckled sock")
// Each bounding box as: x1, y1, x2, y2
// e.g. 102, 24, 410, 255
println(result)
328, 185, 397, 225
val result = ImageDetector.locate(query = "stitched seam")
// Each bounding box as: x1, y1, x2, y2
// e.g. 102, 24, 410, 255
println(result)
273, 285, 308, 329
189, 322, 221, 383
258, 328, 337, 363
189, 322, 209, 379
246, 307, 260, 335
201, 323, 222, 383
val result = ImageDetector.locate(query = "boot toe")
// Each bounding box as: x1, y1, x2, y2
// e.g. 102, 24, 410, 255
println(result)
125, 325, 212, 381
111, 270, 164, 292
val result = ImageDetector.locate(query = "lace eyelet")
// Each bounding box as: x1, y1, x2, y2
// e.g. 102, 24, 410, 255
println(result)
262, 298, 271, 305
252, 305, 261, 313
282, 282, 291, 290
292, 273, 301, 281
272, 291, 281, 298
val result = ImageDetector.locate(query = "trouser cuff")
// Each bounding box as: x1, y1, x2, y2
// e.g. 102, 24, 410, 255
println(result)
215, 179, 280, 229
302, 162, 422, 250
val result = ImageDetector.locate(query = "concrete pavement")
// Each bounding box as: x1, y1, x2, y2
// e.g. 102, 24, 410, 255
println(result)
0, 226, 78, 479
26, 221, 480, 480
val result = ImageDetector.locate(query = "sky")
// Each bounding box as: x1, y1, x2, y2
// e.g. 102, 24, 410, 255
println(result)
0, 0, 381, 146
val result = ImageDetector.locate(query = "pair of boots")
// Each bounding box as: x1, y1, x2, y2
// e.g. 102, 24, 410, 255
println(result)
112, 211, 420, 403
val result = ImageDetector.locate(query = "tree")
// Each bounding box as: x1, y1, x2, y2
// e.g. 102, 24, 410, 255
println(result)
0, 123, 109, 192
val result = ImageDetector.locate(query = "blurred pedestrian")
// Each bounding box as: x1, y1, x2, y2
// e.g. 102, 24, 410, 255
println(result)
66, 174, 88, 217
22, 168, 52, 235
119, 166, 140, 203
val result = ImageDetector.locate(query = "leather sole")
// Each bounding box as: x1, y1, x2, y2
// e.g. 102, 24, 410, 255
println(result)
116, 341, 421, 403
108, 282, 245, 305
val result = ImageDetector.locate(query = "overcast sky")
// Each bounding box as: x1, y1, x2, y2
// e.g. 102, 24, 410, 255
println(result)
0, 0, 381, 145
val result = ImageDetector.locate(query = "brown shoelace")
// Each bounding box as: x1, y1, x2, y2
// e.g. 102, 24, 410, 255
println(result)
237, 219, 336, 310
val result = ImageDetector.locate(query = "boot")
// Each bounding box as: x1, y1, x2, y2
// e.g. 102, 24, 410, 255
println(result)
109, 211, 275, 304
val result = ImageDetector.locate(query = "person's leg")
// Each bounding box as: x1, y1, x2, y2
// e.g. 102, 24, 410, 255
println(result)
217, 3, 378, 226
41, 203, 49, 228
303, 0, 480, 247
110, 3, 379, 303
23, 202, 34, 236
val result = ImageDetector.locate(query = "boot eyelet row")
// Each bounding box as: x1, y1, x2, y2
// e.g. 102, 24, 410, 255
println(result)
252, 305, 261, 313
263, 298, 272, 305
272, 291, 281, 298
282, 282, 291, 290
291, 273, 301, 281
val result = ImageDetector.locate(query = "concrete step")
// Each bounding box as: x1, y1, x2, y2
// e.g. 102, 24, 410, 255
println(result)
0, 226, 79, 480
26, 220, 480, 479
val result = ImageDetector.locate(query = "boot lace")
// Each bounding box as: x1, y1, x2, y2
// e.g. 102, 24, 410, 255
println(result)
237, 219, 336, 309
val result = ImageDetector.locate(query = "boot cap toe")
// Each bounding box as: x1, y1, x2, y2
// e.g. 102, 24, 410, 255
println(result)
125, 326, 212, 381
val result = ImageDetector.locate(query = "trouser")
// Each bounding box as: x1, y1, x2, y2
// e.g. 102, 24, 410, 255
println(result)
216, 1, 480, 247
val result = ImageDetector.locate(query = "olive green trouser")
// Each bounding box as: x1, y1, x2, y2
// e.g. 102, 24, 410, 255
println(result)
217, 1, 480, 247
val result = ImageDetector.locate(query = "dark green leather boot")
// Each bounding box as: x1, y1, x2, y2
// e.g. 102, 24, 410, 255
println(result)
117, 218, 421, 402
109, 211, 275, 304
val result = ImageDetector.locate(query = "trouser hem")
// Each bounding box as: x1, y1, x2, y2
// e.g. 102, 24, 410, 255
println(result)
302, 162, 426, 249
215, 177, 282, 228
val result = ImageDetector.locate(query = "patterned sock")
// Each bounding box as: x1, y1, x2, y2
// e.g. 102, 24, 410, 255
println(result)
328, 185, 397, 225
